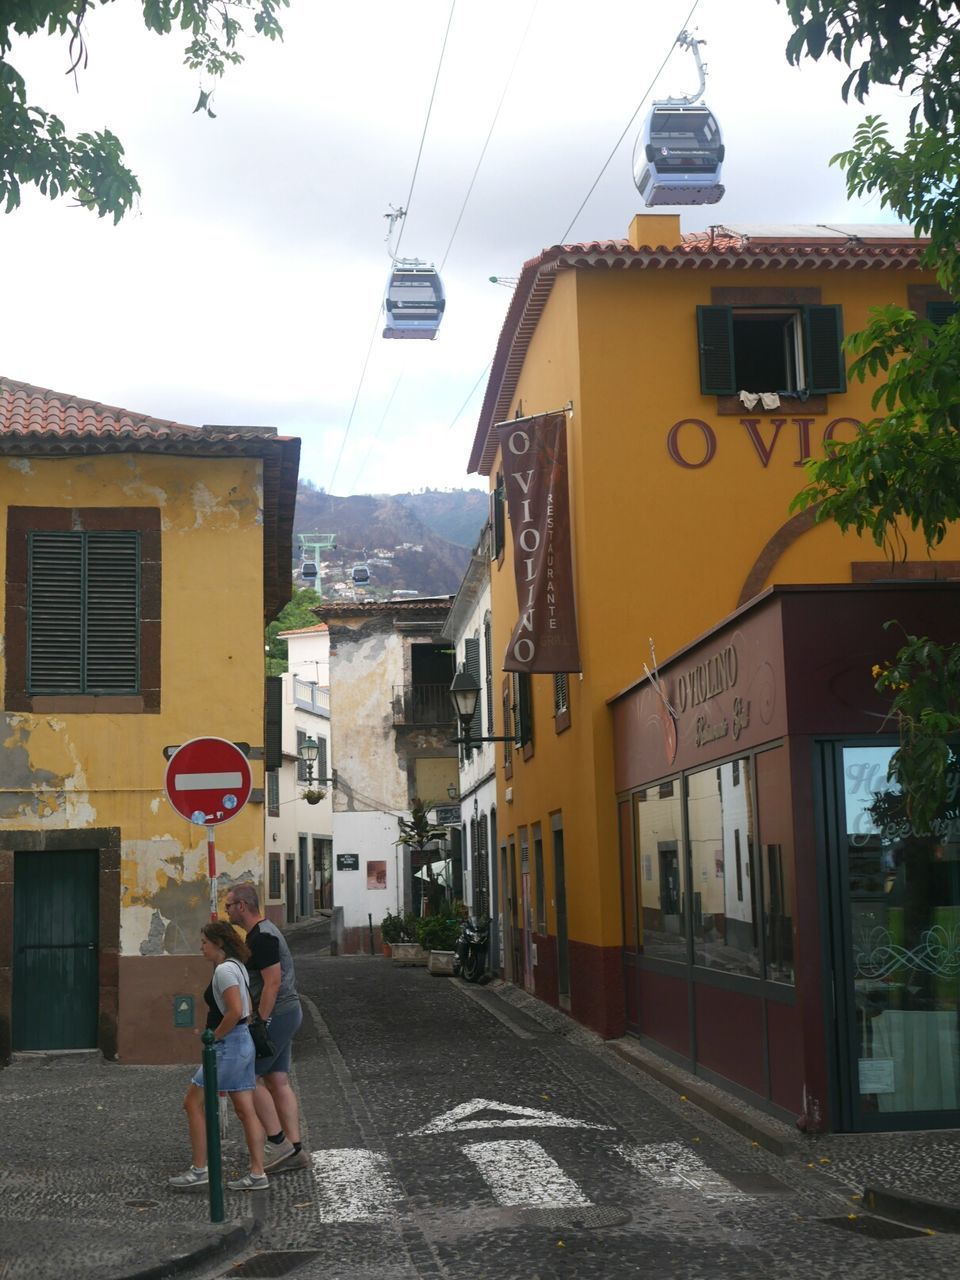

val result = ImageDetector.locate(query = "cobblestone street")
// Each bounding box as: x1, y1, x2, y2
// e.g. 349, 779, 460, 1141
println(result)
201, 941, 959, 1280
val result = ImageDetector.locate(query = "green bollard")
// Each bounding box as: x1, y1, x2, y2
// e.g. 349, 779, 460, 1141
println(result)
201, 1029, 225, 1223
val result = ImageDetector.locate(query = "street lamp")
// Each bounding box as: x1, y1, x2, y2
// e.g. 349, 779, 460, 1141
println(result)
449, 668, 515, 745
299, 736, 320, 784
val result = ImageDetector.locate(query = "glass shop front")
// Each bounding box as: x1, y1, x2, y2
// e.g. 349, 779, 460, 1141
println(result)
611, 583, 960, 1132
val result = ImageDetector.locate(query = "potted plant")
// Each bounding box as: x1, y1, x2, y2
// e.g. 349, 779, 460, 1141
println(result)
390, 912, 429, 966
379, 910, 404, 956
302, 787, 326, 805
417, 911, 461, 976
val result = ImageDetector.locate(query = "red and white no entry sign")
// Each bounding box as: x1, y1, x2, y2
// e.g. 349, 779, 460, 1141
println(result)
164, 736, 252, 827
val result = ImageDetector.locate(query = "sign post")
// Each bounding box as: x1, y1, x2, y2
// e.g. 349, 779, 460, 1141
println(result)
164, 737, 253, 919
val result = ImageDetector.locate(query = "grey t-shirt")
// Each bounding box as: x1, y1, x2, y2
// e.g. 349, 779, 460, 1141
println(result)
245, 919, 300, 1016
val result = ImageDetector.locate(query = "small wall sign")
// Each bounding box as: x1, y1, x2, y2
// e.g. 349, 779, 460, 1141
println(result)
337, 853, 360, 871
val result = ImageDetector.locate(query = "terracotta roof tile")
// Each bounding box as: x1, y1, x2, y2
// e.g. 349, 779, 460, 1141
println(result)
0, 376, 302, 622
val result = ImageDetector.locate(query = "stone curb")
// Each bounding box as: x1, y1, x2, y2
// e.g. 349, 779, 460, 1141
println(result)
110, 1217, 257, 1280
604, 1039, 799, 1157
863, 1186, 960, 1234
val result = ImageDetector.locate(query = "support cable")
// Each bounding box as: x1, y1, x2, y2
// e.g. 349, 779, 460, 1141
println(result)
558, 0, 700, 242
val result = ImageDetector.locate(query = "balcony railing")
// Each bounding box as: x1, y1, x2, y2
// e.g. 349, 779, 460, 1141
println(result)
293, 679, 330, 717
392, 683, 456, 726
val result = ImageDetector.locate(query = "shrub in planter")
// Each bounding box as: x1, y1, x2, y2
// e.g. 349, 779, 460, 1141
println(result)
380, 911, 405, 945
416, 912, 460, 953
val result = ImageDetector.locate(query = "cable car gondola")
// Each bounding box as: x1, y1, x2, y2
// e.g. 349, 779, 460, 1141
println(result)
382, 259, 445, 340
352, 563, 370, 584
633, 32, 725, 208
300, 560, 318, 580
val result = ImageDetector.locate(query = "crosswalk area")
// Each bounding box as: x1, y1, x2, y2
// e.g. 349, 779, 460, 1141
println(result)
309, 1138, 751, 1223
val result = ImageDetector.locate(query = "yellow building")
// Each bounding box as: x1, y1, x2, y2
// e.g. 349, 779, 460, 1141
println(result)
0, 378, 299, 1064
467, 215, 960, 1084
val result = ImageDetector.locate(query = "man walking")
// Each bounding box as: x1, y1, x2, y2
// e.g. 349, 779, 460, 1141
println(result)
224, 885, 308, 1172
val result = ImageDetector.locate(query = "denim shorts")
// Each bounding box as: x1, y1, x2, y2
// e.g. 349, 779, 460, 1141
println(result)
191, 1024, 255, 1092
255, 1003, 302, 1077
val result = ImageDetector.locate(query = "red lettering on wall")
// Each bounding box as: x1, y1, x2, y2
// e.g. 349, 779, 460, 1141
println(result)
667, 419, 717, 469
740, 418, 787, 467
823, 417, 862, 446
793, 418, 814, 466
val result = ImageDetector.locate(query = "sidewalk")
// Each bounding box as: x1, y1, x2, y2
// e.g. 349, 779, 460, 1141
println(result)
481, 978, 960, 1233
0, 1050, 258, 1280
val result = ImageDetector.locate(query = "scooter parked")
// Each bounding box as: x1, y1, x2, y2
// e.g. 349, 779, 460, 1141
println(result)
453, 916, 489, 983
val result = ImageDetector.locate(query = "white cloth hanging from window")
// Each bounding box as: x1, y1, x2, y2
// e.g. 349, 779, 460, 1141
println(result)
738, 391, 781, 409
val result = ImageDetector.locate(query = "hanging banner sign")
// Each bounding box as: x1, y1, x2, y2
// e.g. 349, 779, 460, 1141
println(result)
498, 411, 581, 673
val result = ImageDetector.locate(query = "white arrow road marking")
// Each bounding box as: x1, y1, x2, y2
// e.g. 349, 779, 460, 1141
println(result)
616, 1142, 749, 1200
462, 1139, 593, 1208
408, 1097, 613, 1135
310, 1149, 403, 1222
173, 770, 244, 790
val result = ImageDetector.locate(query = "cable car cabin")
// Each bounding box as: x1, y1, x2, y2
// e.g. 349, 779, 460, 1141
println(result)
300, 560, 318, 579
383, 261, 445, 340
352, 563, 370, 584
634, 105, 724, 207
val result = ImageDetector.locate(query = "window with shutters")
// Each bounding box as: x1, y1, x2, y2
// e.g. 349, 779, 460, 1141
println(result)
463, 635, 482, 751
266, 770, 280, 817
490, 473, 506, 561
483, 613, 494, 736
697, 303, 846, 398
513, 671, 534, 759
928, 300, 959, 327
553, 672, 571, 734
6, 507, 161, 713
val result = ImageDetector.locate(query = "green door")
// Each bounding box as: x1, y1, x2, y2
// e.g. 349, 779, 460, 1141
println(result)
13, 850, 99, 1050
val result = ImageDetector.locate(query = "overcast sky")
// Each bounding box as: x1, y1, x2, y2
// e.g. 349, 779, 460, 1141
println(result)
3, 0, 916, 496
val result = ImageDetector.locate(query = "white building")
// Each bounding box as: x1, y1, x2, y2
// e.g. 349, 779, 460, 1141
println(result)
441, 525, 499, 961
263, 624, 333, 926
315, 598, 459, 952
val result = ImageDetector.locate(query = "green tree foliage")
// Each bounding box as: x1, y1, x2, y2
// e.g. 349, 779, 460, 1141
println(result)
0, 0, 287, 221
396, 798, 449, 916
265, 585, 322, 676
781, 1, 960, 827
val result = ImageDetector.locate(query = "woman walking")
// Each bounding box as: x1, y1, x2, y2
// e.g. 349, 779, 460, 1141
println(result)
169, 921, 268, 1192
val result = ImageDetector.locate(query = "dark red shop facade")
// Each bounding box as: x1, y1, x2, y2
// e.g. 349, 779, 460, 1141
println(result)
610, 583, 960, 1133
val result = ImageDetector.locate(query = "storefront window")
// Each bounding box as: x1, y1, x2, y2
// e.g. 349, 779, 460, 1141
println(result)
689, 759, 760, 976
756, 748, 795, 984
844, 745, 960, 1116
635, 781, 685, 961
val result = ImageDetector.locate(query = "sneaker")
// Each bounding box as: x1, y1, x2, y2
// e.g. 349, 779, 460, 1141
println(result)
271, 1147, 310, 1173
227, 1172, 269, 1192
168, 1166, 208, 1189
262, 1137, 296, 1170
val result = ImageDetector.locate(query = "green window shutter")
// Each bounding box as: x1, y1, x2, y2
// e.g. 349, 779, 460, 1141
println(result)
515, 672, 533, 746
296, 729, 307, 782
465, 636, 482, 749
264, 676, 283, 771
492, 474, 506, 558
804, 304, 846, 393
697, 305, 735, 394
28, 530, 139, 695
317, 734, 328, 782
85, 531, 139, 693
483, 615, 494, 733
28, 532, 84, 694
927, 301, 959, 326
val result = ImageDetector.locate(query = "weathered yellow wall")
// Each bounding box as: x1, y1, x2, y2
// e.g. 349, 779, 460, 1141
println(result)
0, 453, 266, 961
489, 241, 960, 962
